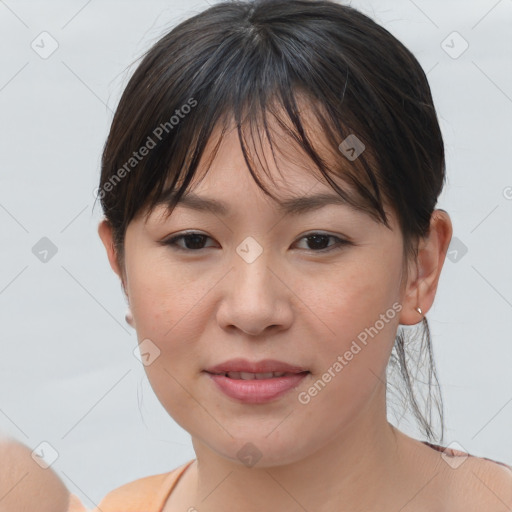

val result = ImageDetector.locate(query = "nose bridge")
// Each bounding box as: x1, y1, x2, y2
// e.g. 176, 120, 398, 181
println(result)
216, 234, 291, 335
233, 234, 276, 300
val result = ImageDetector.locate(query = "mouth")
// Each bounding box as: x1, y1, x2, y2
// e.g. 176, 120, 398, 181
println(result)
203, 370, 311, 403
204, 357, 309, 375
206, 371, 310, 380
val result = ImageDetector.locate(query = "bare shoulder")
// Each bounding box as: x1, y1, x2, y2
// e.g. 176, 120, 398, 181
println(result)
444, 455, 512, 511
0, 437, 70, 512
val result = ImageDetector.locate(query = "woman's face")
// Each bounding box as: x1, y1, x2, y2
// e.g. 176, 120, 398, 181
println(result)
103, 122, 414, 467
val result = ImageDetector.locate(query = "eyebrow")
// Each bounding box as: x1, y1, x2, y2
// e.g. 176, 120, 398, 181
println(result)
162, 190, 361, 217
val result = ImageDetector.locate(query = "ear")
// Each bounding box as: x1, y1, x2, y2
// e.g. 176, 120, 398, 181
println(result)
399, 209, 453, 325
98, 219, 126, 289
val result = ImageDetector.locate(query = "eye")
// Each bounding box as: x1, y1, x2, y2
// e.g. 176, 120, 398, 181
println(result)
161, 231, 352, 253
294, 232, 351, 253
162, 232, 217, 251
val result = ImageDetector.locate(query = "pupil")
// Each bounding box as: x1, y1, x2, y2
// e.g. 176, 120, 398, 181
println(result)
307, 235, 328, 250
185, 234, 206, 249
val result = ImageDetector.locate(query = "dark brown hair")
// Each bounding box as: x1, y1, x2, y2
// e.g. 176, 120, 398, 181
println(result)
95, 0, 446, 444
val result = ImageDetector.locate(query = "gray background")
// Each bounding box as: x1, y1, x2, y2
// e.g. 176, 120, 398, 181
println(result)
1, 0, 511, 506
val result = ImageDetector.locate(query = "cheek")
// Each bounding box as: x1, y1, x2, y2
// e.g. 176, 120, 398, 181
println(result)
293, 268, 402, 434
127, 250, 211, 339
304, 248, 402, 337
126, 254, 210, 423
125, 251, 212, 402
299, 252, 403, 402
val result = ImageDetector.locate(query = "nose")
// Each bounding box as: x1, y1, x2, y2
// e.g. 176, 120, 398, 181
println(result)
215, 247, 294, 337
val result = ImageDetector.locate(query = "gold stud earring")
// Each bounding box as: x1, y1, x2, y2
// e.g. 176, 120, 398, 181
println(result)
415, 306, 423, 316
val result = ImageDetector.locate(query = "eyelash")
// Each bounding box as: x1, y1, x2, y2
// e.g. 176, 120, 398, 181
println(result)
161, 231, 352, 254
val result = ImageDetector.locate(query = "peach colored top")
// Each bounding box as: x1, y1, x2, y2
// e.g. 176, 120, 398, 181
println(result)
68, 444, 512, 511
67, 459, 195, 512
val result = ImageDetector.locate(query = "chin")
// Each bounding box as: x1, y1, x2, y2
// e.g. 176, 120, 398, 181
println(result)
199, 429, 317, 469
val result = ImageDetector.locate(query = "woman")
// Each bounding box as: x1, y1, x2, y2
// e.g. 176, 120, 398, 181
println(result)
3, 0, 511, 510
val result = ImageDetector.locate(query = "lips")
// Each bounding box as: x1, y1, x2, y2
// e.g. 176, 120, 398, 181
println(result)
203, 358, 310, 403
205, 372, 309, 403
204, 358, 308, 375
222, 371, 297, 380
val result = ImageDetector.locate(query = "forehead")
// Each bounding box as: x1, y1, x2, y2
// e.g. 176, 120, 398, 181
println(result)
150, 101, 392, 226
164, 132, 366, 220
171, 109, 356, 197
154, 166, 395, 233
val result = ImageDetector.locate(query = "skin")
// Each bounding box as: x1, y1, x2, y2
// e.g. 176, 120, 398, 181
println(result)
98, 118, 511, 511
0, 437, 70, 512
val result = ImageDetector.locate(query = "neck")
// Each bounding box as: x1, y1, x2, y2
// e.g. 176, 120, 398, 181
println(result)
183, 388, 418, 511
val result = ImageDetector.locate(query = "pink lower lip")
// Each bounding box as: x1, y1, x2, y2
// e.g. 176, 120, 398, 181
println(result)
205, 372, 309, 404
